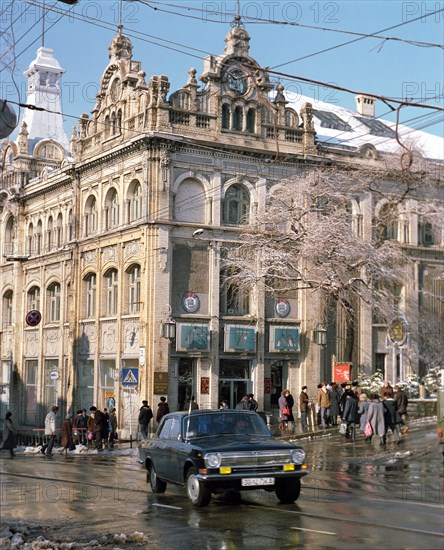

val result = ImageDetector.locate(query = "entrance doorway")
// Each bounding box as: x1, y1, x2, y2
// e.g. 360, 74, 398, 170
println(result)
219, 359, 251, 409
178, 358, 195, 411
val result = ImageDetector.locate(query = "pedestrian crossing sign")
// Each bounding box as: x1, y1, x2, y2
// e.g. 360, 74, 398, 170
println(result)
121, 367, 139, 386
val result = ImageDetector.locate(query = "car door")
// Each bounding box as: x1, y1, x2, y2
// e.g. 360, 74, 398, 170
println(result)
155, 417, 174, 477
162, 416, 188, 483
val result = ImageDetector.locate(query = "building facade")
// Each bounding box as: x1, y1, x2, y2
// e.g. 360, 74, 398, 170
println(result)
1, 21, 443, 433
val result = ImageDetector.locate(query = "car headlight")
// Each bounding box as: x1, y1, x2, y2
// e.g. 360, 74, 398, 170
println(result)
291, 449, 305, 464
205, 453, 221, 468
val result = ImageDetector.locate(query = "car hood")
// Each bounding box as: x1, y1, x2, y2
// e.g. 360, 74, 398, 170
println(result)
187, 435, 301, 452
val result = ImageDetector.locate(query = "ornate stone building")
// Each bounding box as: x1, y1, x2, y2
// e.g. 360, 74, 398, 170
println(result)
1, 21, 442, 433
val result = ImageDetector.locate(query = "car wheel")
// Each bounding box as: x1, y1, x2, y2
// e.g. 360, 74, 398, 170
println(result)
275, 478, 301, 503
186, 468, 211, 507
149, 464, 167, 494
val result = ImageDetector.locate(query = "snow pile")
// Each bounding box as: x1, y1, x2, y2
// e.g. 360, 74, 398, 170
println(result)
0, 522, 150, 548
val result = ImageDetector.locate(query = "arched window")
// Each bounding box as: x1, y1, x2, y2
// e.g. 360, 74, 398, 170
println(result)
47, 216, 53, 251
4, 216, 15, 256
220, 267, 249, 316
105, 189, 119, 229
377, 203, 398, 242
68, 209, 74, 241
233, 106, 243, 131
104, 269, 118, 316
84, 195, 98, 236
128, 181, 142, 222
35, 220, 42, 255
56, 214, 63, 248
222, 104, 230, 129
246, 108, 255, 133
84, 273, 97, 318
104, 115, 110, 139
27, 286, 40, 311
117, 109, 122, 133
284, 109, 297, 127
223, 184, 250, 225
47, 282, 61, 322
27, 223, 34, 255
2, 290, 13, 327
127, 264, 141, 314
111, 112, 117, 135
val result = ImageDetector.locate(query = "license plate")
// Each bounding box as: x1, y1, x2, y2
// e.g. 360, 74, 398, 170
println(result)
241, 477, 275, 487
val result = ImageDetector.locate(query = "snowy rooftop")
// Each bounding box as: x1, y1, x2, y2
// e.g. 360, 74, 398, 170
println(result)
284, 92, 444, 161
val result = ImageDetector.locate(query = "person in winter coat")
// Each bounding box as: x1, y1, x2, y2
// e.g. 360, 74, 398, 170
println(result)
317, 382, 331, 428
329, 383, 340, 426
156, 396, 170, 423
342, 390, 358, 441
0, 412, 17, 456
278, 392, 289, 430
76, 409, 88, 445
358, 393, 370, 435
138, 400, 154, 438
108, 407, 118, 448
299, 386, 310, 430
61, 414, 73, 455
382, 392, 402, 444
41, 405, 59, 455
380, 380, 394, 398
89, 406, 106, 451
394, 385, 409, 433
366, 394, 386, 445
247, 394, 258, 412
283, 389, 295, 423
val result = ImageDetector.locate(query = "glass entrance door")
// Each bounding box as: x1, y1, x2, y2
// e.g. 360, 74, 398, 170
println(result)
219, 359, 250, 409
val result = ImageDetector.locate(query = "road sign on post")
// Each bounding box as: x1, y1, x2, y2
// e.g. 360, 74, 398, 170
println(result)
121, 367, 139, 387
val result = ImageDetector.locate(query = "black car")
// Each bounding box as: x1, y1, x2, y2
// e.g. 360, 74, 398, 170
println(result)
138, 410, 309, 507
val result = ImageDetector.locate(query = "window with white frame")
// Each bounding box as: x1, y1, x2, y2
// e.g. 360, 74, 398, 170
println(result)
25, 360, 38, 425
128, 181, 142, 222
35, 220, 42, 254
56, 213, 63, 247
105, 269, 118, 315
223, 184, 250, 225
2, 290, 13, 326
27, 286, 40, 311
27, 223, 34, 255
47, 216, 53, 251
47, 282, 61, 322
84, 195, 98, 236
4, 216, 15, 256
220, 267, 250, 316
45, 359, 58, 408
68, 210, 74, 241
127, 264, 141, 314
85, 273, 97, 318
105, 189, 119, 229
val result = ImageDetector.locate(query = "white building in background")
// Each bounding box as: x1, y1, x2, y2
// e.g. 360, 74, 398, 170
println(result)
0, 20, 442, 433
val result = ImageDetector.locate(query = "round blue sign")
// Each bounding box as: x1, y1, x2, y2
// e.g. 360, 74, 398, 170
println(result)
26, 310, 42, 326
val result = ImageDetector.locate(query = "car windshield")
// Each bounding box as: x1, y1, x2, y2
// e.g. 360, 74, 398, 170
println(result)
182, 412, 270, 439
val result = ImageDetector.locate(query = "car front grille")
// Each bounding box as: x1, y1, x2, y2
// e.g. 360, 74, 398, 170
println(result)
219, 450, 292, 468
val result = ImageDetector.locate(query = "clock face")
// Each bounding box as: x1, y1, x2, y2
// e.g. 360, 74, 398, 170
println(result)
227, 70, 247, 95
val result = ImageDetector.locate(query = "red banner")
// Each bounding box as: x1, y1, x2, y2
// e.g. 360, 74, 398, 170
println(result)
334, 363, 351, 383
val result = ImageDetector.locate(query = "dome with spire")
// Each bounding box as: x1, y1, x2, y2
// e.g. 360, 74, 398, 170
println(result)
108, 26, 133, 62
224, 20, 251, 56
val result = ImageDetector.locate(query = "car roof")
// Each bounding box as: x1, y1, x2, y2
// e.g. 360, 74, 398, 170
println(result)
164, 410, 257, 418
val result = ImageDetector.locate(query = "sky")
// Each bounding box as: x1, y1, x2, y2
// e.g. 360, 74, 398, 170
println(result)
1, 0, 443, 140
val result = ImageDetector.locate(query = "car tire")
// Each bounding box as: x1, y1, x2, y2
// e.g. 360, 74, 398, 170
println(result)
149, 464, 167, 494
275, 478, 301, 503
186, 468, 211, 507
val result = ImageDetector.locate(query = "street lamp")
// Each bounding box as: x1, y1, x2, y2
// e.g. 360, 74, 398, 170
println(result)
313, 324, 327, 346
162, 305, 176, 340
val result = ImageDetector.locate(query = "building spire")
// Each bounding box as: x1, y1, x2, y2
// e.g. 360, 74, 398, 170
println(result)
232, 0, 243, 29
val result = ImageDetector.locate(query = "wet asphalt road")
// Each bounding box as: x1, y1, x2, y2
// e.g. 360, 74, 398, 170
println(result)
0, 422, 443, 549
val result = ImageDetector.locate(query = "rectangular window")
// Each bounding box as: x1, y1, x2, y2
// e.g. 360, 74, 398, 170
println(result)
0, 360, 11, 420
86, 275, 96, 317
106, 271, 118, 316
49, 284, 61, 322
129, 267, 141, 314
25, 360, 38, 425
28, 288, 40, 311
375, 353, 386, 378
78, 360, 95, 410
99, 360, 115, 410
45, 359, 58, 409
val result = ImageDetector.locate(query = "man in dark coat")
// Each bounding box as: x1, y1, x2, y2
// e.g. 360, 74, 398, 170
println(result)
0, 412, 17, 456
138, 400, 153, 438
89, 406, 106, 450
156, 396, 170, 423
342, 390, 358, 441
394, 386, 409, 433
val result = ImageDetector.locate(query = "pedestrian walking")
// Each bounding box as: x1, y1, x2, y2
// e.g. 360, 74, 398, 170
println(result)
394, 385, 409, 433
41, 406, 59, 455
108, 407, 117, 448
156, 396, 170, 423
317, 382, 331, 428
0, 412, 17, 457
235, 395, 250, 411
278, 392, 289, 430
138, 400, 153, 439
76, 409, 88, 445
283, 389, 295, 425
382, 392, 402, 444
366, 394, 385, 445
61, 414, 73, 455
380, 380, 394, 398
358, 393, 370, 435
89, 406, 106, 451
247, 394, 258, 411
329, 383, 340, 426
299, 386, 310, 430
342, 390, 358, 441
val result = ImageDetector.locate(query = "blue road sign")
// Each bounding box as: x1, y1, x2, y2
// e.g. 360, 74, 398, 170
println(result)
121, 367, 139, 386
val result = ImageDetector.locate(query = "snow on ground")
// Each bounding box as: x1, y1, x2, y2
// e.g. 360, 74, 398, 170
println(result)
20, 444, 138, 456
